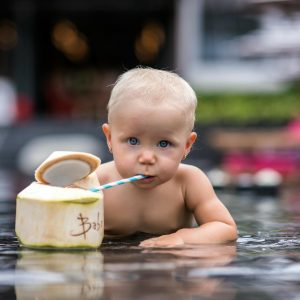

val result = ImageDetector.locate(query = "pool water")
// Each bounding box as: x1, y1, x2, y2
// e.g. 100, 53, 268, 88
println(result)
0, 172, 299, 300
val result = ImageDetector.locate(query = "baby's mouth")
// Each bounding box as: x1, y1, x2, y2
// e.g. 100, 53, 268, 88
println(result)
137, 174, 154, 178
137, 174, 155, 183
141, 175, 155, 183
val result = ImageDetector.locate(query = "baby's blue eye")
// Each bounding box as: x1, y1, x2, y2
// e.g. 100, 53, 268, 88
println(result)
158, 140, 170, 148
128, 137, 139, 145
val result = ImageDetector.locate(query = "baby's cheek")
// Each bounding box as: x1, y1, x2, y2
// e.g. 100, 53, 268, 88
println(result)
160, 161, 180, 180
114, 158, 134, 177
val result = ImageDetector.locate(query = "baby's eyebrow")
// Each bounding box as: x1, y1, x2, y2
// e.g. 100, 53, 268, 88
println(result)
118, 132, 137, 137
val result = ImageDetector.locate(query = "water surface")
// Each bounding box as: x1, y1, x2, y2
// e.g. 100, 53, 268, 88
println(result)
0, 171, 299, 300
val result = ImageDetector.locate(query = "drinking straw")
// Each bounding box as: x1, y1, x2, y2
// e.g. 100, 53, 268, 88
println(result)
89, 175, 148, 192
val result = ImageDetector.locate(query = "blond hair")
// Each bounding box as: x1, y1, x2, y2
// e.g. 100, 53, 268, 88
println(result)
107, 67, 197, 130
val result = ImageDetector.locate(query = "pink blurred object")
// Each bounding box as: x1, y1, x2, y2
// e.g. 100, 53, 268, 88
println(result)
286, 118, 300, 140
252, 151, 298, 176
223, 150, 299, 177
223, 151, 254, 174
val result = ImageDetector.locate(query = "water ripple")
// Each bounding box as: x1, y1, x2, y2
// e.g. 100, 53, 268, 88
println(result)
0, 270, 67, 286
185, 263, 300, 281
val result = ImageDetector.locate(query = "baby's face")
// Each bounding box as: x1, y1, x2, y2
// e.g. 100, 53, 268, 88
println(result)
104, 102, 196, 188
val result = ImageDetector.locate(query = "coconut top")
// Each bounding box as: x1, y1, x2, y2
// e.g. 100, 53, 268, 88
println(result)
35, 151, 101, 187
17, 182, 101, 204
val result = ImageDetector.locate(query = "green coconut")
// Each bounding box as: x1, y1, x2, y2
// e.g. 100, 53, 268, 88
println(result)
15, 182, 104, 249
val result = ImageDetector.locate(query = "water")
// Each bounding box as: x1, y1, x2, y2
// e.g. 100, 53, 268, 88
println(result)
0, 170, 299, 300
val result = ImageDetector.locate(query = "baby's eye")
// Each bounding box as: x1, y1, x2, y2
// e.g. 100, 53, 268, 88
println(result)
158, 140, 170, 148
128, 137, 139, 145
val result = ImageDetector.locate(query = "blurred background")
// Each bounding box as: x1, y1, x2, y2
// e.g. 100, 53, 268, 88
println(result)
1, 3, 300, 299
1, 0, 300, 193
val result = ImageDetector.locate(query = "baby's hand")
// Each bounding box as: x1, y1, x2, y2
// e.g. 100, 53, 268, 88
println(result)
139, 233, 184, 248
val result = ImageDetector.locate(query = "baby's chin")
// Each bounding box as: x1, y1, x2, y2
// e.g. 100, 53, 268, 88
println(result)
133, 181, 159, 189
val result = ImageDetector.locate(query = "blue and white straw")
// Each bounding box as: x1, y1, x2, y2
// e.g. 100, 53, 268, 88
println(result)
89, 174, 148, 192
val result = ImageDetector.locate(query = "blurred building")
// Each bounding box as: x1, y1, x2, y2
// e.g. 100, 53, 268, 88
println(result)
0, 0, 300, 119
177, 0, 300, 92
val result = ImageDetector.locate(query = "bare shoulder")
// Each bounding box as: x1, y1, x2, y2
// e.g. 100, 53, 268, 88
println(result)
96, 161, 119, 184
176, 163, 217, 208
176, 163, 211, 183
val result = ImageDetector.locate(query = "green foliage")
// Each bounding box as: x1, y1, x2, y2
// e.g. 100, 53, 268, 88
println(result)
196, 86, 300, 125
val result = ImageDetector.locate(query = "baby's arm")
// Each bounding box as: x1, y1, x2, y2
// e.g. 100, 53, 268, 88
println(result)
140, 166, 237, 247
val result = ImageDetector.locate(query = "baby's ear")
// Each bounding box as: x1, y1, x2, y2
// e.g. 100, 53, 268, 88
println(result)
102, 123, 112, 152
183, 132, 197, 159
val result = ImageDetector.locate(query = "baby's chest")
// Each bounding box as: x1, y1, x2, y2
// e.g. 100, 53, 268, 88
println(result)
104, 188, 192, 234
139, 197, 192, 233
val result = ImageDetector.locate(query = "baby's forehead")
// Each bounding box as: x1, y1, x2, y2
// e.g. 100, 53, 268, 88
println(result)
110, 103, 191, 133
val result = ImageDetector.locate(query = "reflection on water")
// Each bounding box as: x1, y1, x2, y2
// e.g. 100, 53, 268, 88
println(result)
0, 169, 299, 300
103, 244, 237, 300
15, 251, 103, 300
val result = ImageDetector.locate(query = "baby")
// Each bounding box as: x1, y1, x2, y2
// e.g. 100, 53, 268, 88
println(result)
97, 67, 237, 247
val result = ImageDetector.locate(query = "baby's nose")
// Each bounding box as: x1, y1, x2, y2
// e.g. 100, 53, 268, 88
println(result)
138, 150, 156, 165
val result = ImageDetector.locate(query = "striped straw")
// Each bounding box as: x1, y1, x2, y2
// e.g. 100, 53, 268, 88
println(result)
89, 175, 148, 192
